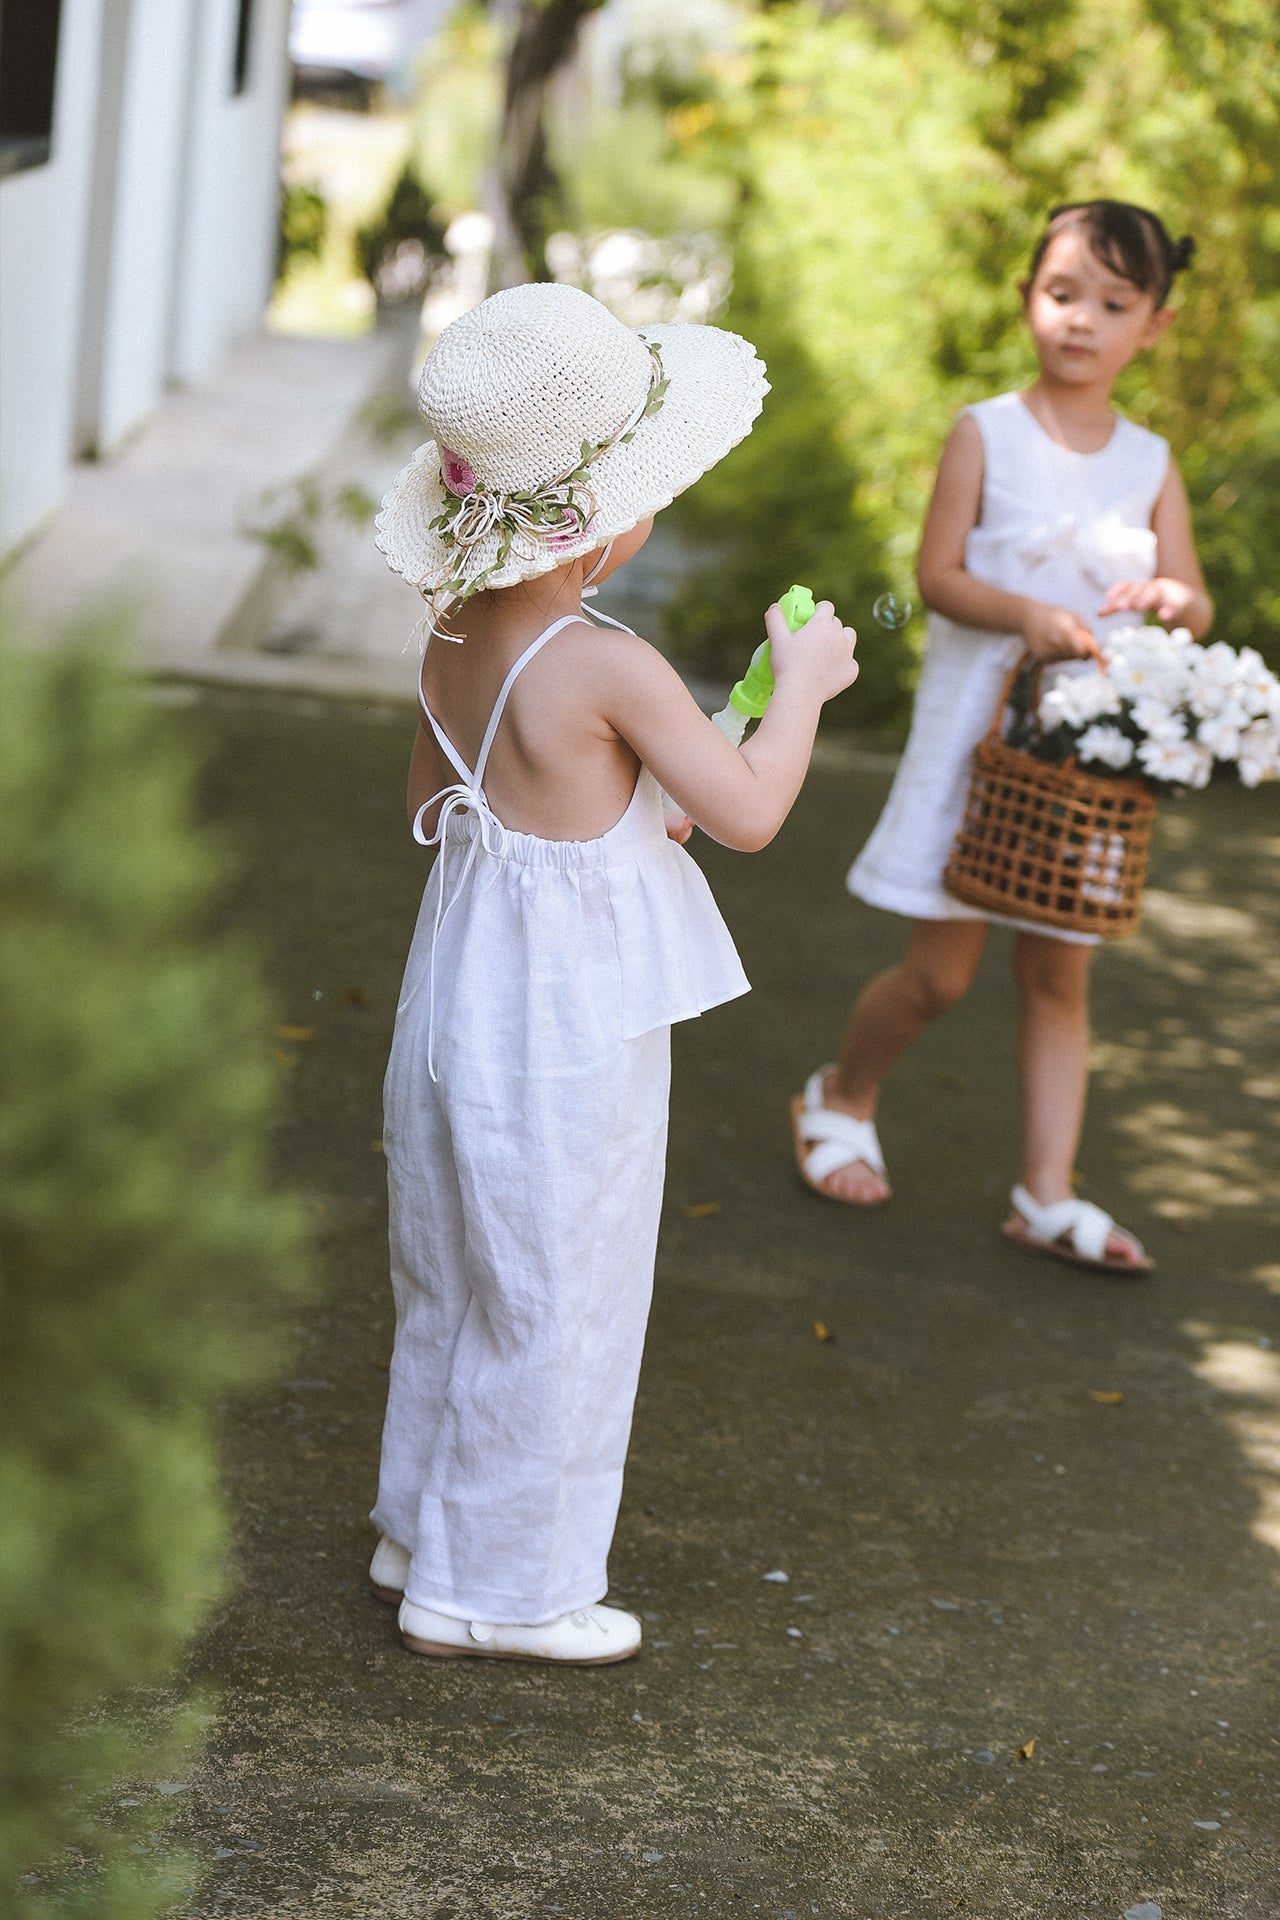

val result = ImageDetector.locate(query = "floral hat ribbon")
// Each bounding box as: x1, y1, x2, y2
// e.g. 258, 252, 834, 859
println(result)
423, 342, 669, 616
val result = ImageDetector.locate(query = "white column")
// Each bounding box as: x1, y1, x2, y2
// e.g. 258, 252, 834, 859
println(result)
169, 0, 293, 385
0, 0, 106, 552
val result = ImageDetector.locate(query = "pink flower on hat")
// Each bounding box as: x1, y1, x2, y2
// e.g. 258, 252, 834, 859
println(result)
547, 516, 595, 552
440, 447, 477, 498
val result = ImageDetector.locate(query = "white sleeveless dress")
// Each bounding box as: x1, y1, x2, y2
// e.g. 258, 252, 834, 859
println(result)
372, 614, 748, 1625
848, 392, 1169, 943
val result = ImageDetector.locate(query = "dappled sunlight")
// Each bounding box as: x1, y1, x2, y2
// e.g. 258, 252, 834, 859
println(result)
1094, 792, 1280, 1605
1189, 1335, 1280, 1565
1114, 1102, 1265, 1218
1138, 889, 1260, 942
1090, 794, 1280, 1225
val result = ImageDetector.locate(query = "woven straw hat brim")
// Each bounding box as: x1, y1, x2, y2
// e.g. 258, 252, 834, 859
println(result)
374, 321, 768, 597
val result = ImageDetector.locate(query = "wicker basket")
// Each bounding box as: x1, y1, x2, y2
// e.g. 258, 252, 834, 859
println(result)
943, 661, 1156, 939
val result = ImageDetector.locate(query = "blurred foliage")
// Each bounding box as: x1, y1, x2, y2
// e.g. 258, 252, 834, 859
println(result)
354, 161, 449, 302
411, 6, 505, 213
241, 473, 379, 574
276, 179, 328, 282
0, 619, 310, 1915
555, 97, 736, 237
586, 0, 1280, 723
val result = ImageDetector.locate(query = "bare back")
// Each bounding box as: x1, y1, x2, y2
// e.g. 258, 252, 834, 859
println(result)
409, 609, 646, 843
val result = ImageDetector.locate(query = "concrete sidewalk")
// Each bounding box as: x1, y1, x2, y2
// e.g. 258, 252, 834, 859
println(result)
166, 688, 1277, 1919
4, 319, 422, 702
4, 310, 719, 712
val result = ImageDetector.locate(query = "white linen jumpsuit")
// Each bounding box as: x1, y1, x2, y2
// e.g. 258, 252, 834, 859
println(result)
372, 614, 749, 1625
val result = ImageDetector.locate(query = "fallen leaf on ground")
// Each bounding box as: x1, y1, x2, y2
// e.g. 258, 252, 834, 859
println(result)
275, 1024, 314, 1042
1089, 1390, 1125, 1404
1016, 1737, 1036, 1760
682, 1201, 721, 1218
813, 1320, 836, 1343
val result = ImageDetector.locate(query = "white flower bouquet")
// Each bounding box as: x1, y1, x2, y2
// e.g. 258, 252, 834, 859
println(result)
1006, 625, 1280, 790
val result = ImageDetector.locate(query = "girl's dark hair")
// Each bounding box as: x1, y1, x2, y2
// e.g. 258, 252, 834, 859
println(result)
1028, 200, 1195, 308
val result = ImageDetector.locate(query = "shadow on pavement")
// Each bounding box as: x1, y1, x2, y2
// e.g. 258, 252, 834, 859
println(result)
174, 692, 1278, 1918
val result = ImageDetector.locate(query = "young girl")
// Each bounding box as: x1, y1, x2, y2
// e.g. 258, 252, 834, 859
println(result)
792, 200, 1211, 1272
366, 282, 857, 1663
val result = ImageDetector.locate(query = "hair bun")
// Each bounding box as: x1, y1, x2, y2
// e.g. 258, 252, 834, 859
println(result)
1169, 234, 1196, 273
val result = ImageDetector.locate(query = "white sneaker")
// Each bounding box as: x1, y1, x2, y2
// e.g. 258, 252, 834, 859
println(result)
398, 1598, 642, 1665
369, 1535, 412, 1604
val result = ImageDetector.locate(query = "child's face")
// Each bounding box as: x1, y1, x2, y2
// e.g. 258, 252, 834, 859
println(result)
1022, 228, 1173, 390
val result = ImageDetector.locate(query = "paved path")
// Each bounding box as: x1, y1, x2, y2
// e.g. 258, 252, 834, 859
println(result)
169, 686, 1279, 1918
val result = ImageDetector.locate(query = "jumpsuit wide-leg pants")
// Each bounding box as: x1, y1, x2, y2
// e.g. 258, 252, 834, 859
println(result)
374, 1021, 670, 1626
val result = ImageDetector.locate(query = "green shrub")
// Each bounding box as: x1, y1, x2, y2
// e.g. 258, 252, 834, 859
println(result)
0, 618, 310, 1916
666, 249, 907, 729
355, 161, 449, 302
276, 179, 328, 282
625, 0, 1279, 720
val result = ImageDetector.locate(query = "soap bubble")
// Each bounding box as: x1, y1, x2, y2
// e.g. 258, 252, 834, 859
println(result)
872, 592, 912, 630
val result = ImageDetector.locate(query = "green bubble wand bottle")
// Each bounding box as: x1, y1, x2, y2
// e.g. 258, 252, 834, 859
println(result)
709, 584, 815, 745
660, 585, 814, 825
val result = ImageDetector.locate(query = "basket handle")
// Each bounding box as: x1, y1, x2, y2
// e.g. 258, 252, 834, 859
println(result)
985, 652, 1040, 746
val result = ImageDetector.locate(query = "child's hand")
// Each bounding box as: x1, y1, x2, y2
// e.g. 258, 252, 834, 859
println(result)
662, 802, 694, 844
764, 599, 859, 704
1097, 577, 1197, 627
1019, 601, 1101, 664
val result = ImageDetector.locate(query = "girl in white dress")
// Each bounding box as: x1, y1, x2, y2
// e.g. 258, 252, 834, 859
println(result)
367, 283, 858, 1663
793, 200, 1212, 1272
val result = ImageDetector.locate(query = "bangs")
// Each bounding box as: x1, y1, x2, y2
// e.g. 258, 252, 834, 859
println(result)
1029, 200, 1191, 308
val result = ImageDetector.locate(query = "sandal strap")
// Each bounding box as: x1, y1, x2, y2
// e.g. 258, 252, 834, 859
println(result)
1011, 1185, 1114, 1263
799, 1070, 885, 1181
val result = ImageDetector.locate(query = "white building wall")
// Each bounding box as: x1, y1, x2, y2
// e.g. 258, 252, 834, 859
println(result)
0, 0, 293, 557
0, 0, 106, 552
170, 0, 292, 384
91, 0, 200, 451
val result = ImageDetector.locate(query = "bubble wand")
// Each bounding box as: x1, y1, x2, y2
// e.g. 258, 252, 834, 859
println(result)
709, 583, 815, 746
663, 585, 910, 822
659, 585, 812, 827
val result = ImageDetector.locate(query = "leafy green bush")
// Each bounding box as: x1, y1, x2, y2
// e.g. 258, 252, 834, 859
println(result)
355, 161, 449, 303
276, 179, 328, 282
633, 0, 1279, 718
666, 249, 905, 728
0, 619, 310, 1917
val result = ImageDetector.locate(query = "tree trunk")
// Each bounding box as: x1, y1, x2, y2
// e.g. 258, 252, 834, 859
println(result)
491, 0, 597, 287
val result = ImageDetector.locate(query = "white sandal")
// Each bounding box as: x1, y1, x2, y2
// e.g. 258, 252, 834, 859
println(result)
790, 1066, 889, 1206
1003, 1184, 1153, 1274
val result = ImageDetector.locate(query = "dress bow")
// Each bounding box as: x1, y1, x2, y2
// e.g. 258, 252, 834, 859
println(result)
403, 782, 512, 1080
1016, 512, 1157, 592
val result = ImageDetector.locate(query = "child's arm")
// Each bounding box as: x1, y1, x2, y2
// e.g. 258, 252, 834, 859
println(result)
598, 602, 858, 852
916, 414, 1100, 662
1096, 460, 1213, 637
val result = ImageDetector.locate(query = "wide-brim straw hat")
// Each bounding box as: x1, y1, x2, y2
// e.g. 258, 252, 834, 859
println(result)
375, 282, 768, 612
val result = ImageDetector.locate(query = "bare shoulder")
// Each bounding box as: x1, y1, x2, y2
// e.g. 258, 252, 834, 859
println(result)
940, 408, 984, 472
554, 619, 679, 694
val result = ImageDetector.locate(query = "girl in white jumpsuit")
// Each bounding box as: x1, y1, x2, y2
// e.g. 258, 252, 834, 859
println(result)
366, 283, 860, 1663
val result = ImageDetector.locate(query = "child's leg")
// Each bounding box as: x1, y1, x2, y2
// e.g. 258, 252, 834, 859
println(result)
815, 918, 988, 1202
1010, 931, 1145, 1265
